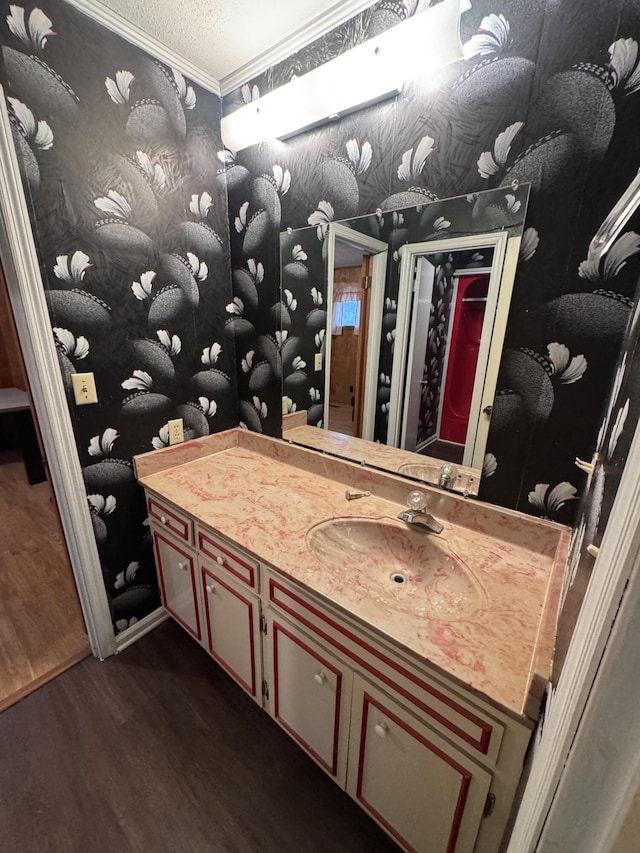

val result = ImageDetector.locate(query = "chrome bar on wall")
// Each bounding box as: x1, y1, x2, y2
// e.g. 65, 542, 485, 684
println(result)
588, 168, 640, 263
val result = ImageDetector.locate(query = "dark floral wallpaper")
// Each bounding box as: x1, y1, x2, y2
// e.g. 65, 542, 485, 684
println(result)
224, 0, 640, 526
554, 261, 640, 679
0, 0, 235, 632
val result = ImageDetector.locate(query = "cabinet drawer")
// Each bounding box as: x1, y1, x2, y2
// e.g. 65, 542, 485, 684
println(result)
200, 562, 262, 702
197, 526, 259, 591
265, 610, 352, 787
153, 531, 201, 641
348, 675, 492, 853
267, 572, 504, 763
148, 495, 192, 544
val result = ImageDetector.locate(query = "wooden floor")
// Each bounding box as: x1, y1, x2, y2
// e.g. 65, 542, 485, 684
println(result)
0, 448, 89, 712
327, 403, 355, 436
0, 619, 399, 853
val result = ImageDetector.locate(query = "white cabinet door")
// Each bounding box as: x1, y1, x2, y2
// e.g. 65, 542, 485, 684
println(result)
347, 675, 492, 853
264, 609, 352, 787
153, 529, 201, 642
201, 563, 262, 703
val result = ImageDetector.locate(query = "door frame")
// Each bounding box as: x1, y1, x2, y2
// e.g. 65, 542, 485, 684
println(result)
389, 232, 515, 468
508, 416, 640, 850
0, 91, 116, 659
325, 223, 388, 440
399, 255, 436, 452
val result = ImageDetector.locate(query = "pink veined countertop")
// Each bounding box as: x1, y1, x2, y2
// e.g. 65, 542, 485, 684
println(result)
135, 429, 569, 722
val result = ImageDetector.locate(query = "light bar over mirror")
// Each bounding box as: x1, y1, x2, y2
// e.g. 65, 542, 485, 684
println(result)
221, 0, 466, 152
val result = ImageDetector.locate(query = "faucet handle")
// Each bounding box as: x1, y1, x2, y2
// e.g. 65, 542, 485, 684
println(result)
406, 490, 428, 512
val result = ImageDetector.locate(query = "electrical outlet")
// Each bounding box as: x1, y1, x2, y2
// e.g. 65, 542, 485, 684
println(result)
314, 353, 323, 371
168, 418, 184, 445
71, 372, 98, 405
281, 396, 288, 416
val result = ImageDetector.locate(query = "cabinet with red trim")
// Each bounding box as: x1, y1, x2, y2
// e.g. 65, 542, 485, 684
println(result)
262, 568, 532, 853
152, 529, 201, 643
347, 675, 492, 853
200, 558, 262, 704
144, 488, 533, 853
263, 610, 352, 787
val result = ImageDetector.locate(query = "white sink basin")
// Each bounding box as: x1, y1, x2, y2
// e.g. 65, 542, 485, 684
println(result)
305, 517, 487, 621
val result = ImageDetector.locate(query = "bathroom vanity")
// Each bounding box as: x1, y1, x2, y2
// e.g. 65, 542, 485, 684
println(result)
134, 428, 568, 853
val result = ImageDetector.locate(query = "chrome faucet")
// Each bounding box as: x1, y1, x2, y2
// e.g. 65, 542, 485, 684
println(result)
397, 490, 444, 535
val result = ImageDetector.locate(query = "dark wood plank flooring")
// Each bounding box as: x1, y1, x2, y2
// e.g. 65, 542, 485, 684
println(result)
0, 619, 399, 852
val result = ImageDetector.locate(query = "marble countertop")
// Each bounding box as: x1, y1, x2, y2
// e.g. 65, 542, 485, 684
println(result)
136, 429, 569, 722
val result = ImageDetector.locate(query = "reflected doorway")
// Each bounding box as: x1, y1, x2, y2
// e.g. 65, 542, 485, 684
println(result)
327, 248, 374, 437
401, 253, 492, 464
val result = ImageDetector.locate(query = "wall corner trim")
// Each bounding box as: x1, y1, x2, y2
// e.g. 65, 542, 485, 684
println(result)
65, 0, 222, 95
219, 0, 376, 96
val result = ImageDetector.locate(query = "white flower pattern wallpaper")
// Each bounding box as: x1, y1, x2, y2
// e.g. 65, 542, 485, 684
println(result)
1, 0, 640, 635
0, 0, 235, 631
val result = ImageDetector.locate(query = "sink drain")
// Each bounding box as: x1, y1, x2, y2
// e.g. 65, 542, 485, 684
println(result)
389, 572, 407, 585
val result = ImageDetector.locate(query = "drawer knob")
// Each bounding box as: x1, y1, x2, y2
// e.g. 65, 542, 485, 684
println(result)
374, 722, 388, 738
314, 671, 326, 685
206, 584, 216, 594
160, 515, 168, 525
178, 561, 188, 572
216, 555, 225, 566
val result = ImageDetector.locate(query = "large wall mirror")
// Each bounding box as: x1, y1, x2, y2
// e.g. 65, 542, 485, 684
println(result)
279, 184, 530, 496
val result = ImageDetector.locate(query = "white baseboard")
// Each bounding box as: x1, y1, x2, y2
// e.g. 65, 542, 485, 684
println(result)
115, 607, 169, 654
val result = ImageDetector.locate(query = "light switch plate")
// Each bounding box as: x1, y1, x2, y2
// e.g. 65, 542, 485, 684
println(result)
71, 372, 98, 405
314, 353, 323, 371
281, 396, 288, 416
168, 418, 184, 445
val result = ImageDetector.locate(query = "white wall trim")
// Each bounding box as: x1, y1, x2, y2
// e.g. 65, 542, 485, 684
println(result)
324, 223, 387, 436
0, 90, 116, 660
115, 607, 168, 653
65, 0, 221, 95
508, 416, 640, 851
220, 0, 376, 96
362, 248, 388, 441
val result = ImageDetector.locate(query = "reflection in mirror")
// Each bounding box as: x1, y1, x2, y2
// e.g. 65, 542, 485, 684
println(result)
279, 184, 531, 497
390, 233, 513, 471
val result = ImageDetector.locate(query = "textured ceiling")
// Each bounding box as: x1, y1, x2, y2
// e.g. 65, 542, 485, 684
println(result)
97, 0, 363, 88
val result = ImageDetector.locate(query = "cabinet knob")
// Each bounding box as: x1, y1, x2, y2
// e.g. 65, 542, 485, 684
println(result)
374, 722, 388, 738
206, 583, 215, 594
314, 671, 326, 685
216, 555, 225, 566
160, 515, 168, 524
178, 561, 188, 572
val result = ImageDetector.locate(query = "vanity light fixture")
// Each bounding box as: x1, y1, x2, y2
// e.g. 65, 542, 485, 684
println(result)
220, 0, 465, 152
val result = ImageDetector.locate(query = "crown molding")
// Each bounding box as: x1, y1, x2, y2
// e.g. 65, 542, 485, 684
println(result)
65, 0, 222, 95
219, 0, 376, 96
